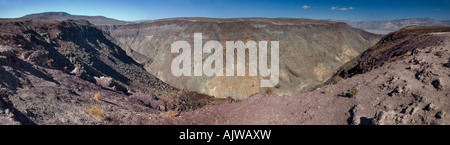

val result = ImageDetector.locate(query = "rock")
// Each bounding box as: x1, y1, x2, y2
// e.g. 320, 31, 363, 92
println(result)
372, 110, 405, 125
435, 111, 445, 119
431, 78, 443, 90
350, 105, 363, 125
372, 111, 388, 125
70, 67, 87, 80
412, 93, 426, 102
94, 76, 114, 88
415, 68, 435, 82
129, 93, 166, 111
23, 50, 49, 66
423, 103, 435, 111
409, 107, 419, 115
389, 86, 403, 96
402, 85, 411, 93
444, 62, 450, 68
0, 45, 18, 64
0, 45, 18, 58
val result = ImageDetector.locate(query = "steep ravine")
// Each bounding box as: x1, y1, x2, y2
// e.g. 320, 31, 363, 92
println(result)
108, 18, 381, 99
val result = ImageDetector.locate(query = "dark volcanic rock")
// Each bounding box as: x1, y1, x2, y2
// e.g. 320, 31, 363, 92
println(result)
22, 50, 49, 66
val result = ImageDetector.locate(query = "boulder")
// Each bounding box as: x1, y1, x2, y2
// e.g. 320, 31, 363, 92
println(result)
431, 78, 444, 90
0, 45, 18, 64
22, 50, 49, 66
0, 45, 18, 58
70, 67, 87, 80
94, 76, 114, 88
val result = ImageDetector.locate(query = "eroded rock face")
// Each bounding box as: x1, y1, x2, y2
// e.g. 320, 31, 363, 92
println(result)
108, 18, 381, 99
0, 45, 18, 65
0, 19, 179, 98
22, 50, 49, 66
0, 45, 18, 58
0, 19, 220, 124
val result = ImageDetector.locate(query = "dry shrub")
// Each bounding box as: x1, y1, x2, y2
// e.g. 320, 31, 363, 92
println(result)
167, 110, 178, 117
94, 93, 101, 100
88, 107, 106, 120
403, 51, 412, 56
322, 88, 330, 94
346, 88, 359, 98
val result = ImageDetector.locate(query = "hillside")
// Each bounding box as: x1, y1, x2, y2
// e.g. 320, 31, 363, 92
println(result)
108, 17, 381, 99
0, 19, 220, 124
332, 26, 450, 79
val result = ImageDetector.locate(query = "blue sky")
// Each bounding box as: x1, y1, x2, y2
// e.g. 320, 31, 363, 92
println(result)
0, 0, 449, 21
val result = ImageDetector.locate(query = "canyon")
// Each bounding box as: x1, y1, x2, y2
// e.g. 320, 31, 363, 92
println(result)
1, 12, 449, 125
107, 17, 380, 99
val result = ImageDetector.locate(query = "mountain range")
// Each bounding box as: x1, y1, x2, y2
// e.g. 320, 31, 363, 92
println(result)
21, 12, 128, 25
21, 12, 450, 35
336, 18, 450, 34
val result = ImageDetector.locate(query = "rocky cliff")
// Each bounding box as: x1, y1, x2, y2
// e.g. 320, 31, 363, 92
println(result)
0, 19, 220, 123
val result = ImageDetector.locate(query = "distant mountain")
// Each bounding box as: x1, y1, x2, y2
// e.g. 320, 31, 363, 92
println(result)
337, 18, 450, 34
444, 20, 450, 25
21, 12, 128, 25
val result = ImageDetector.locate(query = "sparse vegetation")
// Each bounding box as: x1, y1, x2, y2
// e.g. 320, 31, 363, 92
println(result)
88, 107, 106, 120
94, 93, 101, 100
264, 88, 273, 94
382, 61, 389, 67
403, 51, 412, 56
346, 88, 359, 98
322, 88, 330, 94
167, 110, 178, 117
